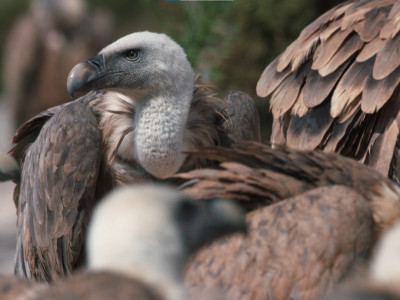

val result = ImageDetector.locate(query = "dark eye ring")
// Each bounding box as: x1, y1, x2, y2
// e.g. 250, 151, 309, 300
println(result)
125, 49, 140, 60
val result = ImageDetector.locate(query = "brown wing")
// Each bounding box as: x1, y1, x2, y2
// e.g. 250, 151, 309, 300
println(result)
185, 185, 375, 300
256, 0, 400, 182
177, 142, 400, 232
12, 98, 102, 282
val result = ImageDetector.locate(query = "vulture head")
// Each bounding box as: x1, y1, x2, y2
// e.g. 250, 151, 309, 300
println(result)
67, 31, 196, 179
67, 31, 194, 100
86, 184, 246, 299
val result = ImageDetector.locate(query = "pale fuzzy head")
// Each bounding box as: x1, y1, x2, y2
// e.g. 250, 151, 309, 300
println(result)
370, 221, 400, 285
88, 185, 187, 278
67, 31, 194, 100
86, 184, 246, 298
100, 31, 194, 97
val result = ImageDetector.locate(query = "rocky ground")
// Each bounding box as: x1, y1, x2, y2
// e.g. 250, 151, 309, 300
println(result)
0, 99, 17, 274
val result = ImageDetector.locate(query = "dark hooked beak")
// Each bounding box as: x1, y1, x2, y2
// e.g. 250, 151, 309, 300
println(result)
67, 54, 105, 99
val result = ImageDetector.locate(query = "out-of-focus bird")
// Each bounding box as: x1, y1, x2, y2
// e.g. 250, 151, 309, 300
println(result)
9, 31, 260, 282
0, 184, 247, 300
257, 0, 400, 184
176, 142, 400, 300
3, 0, 114, 128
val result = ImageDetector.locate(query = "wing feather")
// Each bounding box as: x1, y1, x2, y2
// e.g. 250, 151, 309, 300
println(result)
14, 99, 102, 282
257, 0, 400, 181
373, 33, 400, 79
286, 100, 333, 151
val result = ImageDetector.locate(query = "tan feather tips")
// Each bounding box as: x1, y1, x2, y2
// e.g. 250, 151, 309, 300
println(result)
0, 152, 20, 183
258, 0, 399, 124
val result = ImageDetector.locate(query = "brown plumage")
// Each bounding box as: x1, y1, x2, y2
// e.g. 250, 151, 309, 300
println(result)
9, 32, 260, 282
176, 142, 400, 300
3, 0, 114, 127
256, 0, 400, 184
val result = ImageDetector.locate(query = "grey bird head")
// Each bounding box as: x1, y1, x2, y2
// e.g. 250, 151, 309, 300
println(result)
86, 184, 246, 298
0, 152, 20, 183
67, 31, 194, 100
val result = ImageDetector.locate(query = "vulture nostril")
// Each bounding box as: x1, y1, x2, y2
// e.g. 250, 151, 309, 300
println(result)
88, 60, 101, 70
86, 55, 104, 72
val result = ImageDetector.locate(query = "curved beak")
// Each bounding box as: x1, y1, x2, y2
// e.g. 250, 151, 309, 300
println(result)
0, 153, 20, 184
67, 54, 105, 99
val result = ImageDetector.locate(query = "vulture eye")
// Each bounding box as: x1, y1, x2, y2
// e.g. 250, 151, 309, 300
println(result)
125, 49, 140, 61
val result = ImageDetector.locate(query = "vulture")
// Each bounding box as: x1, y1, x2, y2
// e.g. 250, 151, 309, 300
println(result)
3, 0, 114, 127
0, 184, 247, 300
256, 0, 400, 184
322, 221, 400, 300
9, 31, 260, 282
176, 142, 400, 300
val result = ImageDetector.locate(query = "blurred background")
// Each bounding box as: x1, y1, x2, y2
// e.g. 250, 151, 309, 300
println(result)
0, 0, 344, 274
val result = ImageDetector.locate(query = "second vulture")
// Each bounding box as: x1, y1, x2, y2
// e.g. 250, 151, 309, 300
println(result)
9, 31, 260, 282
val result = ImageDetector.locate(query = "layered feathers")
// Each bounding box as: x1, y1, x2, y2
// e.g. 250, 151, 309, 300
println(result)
257, 0, 400, 183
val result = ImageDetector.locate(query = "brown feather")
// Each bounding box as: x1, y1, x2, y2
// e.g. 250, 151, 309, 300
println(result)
361, 66, 400, 113
356, 35, 385, 62
312, 27, 354, 71
303, 58, 351, 108
331, 58, 374, 118
318, 33, 363, 77
367, 121, 399, 176
354, 7, 389, 42
286, 100, 333, 151
256, 56, 291, 98
373, 33, 400, 80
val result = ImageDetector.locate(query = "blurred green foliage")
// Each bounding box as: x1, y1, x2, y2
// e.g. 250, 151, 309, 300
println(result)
0, 0, 343, 139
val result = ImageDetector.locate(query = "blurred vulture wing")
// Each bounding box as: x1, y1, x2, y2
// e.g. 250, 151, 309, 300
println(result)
185, 186, 375, 300
257, 0, 400, 183
11, 97, 102, 282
